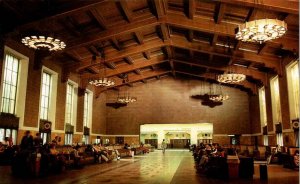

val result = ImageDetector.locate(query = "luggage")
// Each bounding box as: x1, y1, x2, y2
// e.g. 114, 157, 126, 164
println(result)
259, 164, 268, 180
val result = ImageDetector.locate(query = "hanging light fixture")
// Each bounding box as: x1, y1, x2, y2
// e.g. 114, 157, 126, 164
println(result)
22, 36, 66, 51
117, 96, 137, 103
217, 73, 246, 84
89, 49, 115, 87
209, 94, 229, 102
209, 84, 229, 102
117, 90, 137, 104
235, 19, 287, 44
217, 65, 246, 84
235, 0, 287, 44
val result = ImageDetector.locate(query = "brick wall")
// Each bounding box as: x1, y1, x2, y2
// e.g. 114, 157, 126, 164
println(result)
106, 78, 250, 135
92, 92, 107, 135
249, 95, 261, 134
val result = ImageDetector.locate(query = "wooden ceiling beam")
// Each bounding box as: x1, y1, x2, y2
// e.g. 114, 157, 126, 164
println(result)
75, 39, 168, 72
118, 0, 133, 22
170, 35, 280, 71
134, 69, 142, 75
107, 69, 170, 88
257, 43, 268, 55
167, 13, 236, 37
151, 0, 167, 19
166, 13, 298, 52
143, 51, 151, 60
164, 46, 173, 58
19, 0, 107, 30
134, 31, 144, 44
215, 3, 226, 24
175, 71, 256, 93
189, 0, 195, 19
172, 59, 266, 85
88, 45, 101, 56
245, 7, 257, 22
217, 0, 298, 14
160, 24, 170, 41
188, 30, 194, 42
163, 46, 175, 77
66, 17, 160, 51
81, 55, 167, 79
59, 17, 82, 37
110, 37, 122, 51
64, 51, 82, 63
89, 8, 107, 29
125, 56, 134, 64
211, 34, 218, 46
105, 62, 116, 69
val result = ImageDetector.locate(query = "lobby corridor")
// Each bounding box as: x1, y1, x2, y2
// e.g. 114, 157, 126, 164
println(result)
0, 150, 298, 184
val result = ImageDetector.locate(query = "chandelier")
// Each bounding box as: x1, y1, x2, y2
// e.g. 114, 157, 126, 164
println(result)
89, 50, 114, 87
117, 91, 137, 104
21, 36, 66, 51
117, 96, 137, 104
217, 73, 246, 84
209, 94, 229, 102
209, 83, 229, 102
235, 19, 287, 44
89, 78, 115, 87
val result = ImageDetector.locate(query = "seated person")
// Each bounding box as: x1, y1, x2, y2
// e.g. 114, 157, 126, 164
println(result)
294, 150, 299, 167
140, 143, 149, 154
49, 144, 65, 173
124, 143, 131, 150
72, 145, 82, 168
92, 144, 101, 163
0, 142, 5, 153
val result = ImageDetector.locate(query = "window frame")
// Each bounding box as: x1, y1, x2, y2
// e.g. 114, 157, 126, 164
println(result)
65, 83, 74, 125
259, 87, 267, 128
1, 53, 20, 114
40, 71, 52, 120
286, 60, 299, 122
270, 76, 282, 131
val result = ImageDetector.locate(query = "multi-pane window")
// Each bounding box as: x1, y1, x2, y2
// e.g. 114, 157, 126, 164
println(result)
270, 76, 282, 124
40, 72, 51, 120
65, 83, 74, 125
65, 133, 73, 145
276, 133, 283, 146
0, 128, 17, 145
1, 54, 19, 114
263, 135, 268, 146
83, 135, 89, 144
286, 61, 299, 120
83, 92, 89, 127
259, 87, 267, 127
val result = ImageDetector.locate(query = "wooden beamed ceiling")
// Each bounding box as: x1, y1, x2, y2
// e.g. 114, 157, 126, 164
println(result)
4, 0, 299, 95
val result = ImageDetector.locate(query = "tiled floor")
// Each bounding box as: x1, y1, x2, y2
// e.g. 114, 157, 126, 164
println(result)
0, 150, 298, 184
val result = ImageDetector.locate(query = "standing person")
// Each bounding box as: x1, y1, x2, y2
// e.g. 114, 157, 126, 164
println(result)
161, 139, 167, 154
33, 133, 43, 148
20, 130, 34, 151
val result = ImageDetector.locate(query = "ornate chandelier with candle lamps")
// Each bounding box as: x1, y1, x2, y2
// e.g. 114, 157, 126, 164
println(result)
88, 50, 115, 87
117, 89, 137, 104
235, 18, 287, 44
22, 36, 66, 51
208, 83, 229, 102
217, 73, 246, 84
117, 96, 137, 103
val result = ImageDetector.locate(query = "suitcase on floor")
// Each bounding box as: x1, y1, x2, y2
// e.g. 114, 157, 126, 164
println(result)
259, 164, 268, 180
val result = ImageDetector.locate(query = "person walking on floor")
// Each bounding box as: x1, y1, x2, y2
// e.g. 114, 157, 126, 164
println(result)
161, 139, 167, 154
